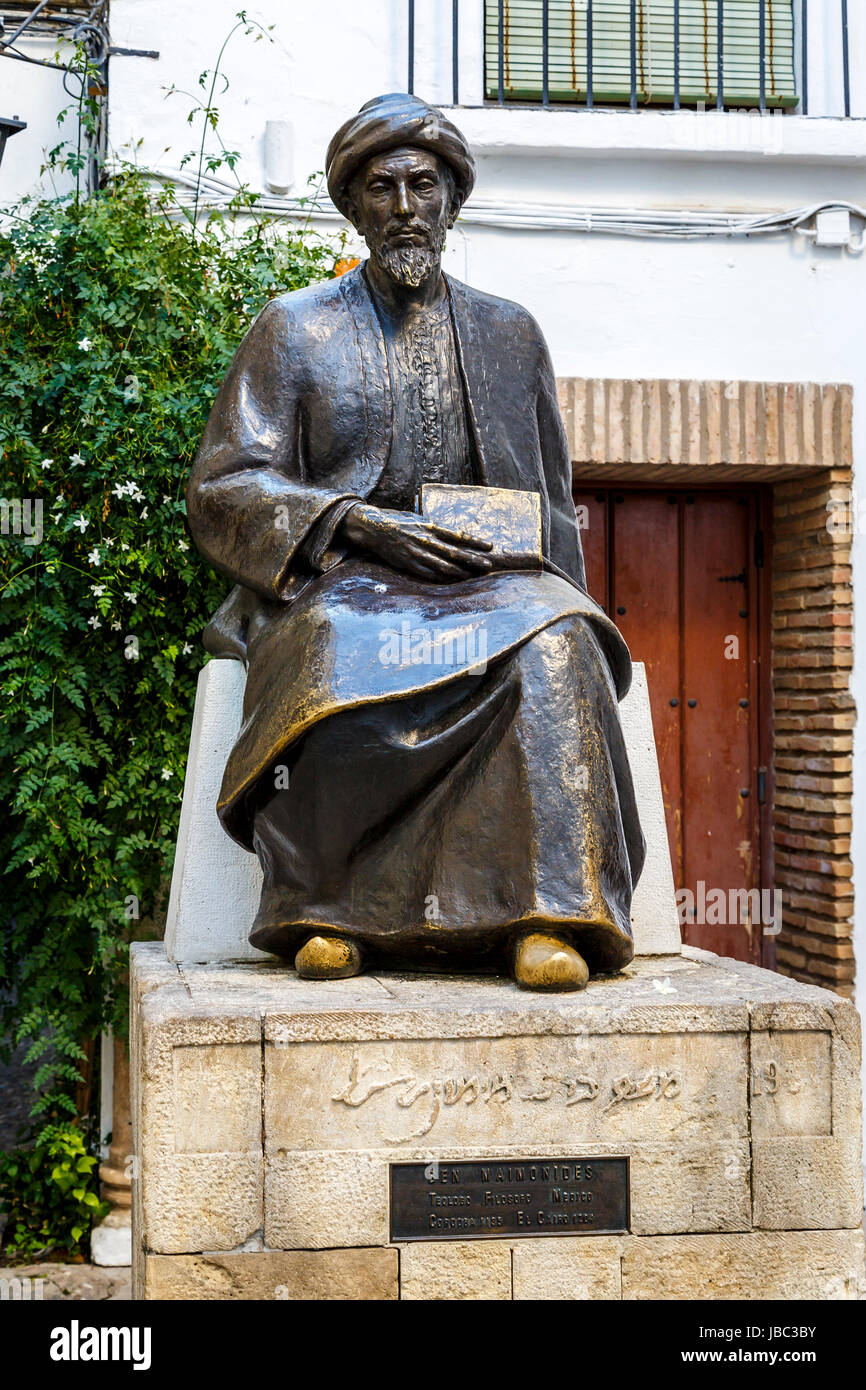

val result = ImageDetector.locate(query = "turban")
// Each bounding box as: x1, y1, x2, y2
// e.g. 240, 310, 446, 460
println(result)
326, 93, 475, 221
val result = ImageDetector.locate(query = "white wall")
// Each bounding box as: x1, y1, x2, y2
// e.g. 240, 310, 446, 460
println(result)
0, 32, 81, 206
105, 1, 866, 381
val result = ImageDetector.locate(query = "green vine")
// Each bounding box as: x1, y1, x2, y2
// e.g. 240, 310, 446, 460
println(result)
0, 1125, 110, 1261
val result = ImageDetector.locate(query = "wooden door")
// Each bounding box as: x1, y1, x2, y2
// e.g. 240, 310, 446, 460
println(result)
574, 486, 773, 965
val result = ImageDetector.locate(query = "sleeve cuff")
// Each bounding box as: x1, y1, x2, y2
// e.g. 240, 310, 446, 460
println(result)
298, 497, 363, 573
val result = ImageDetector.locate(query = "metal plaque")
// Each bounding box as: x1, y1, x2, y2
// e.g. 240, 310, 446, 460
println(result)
390, 1156, 630, 1242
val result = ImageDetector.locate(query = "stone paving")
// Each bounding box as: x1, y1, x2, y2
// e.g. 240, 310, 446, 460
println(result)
0, 1262, 131, 1300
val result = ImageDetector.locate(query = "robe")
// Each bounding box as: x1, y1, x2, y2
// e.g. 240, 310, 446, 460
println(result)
187, 264, 644, 972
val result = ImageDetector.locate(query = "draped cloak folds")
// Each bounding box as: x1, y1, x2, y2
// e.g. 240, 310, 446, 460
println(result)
186, 264, 645, 972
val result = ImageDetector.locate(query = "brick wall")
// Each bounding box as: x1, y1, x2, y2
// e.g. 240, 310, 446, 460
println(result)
772, 470, 855, 998
560, 378, 852, 482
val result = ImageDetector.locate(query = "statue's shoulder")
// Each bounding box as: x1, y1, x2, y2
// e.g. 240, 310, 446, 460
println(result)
446, 274, 545, 347
247, 272, 360, 352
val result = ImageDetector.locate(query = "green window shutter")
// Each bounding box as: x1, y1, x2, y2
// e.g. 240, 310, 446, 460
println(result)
484, 1, 798, 108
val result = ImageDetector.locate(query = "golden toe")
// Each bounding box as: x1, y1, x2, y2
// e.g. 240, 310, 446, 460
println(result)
295, 934, 363, 980
512, 931, 589, 992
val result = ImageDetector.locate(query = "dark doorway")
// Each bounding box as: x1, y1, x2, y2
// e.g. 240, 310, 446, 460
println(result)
573, 485, 774, 966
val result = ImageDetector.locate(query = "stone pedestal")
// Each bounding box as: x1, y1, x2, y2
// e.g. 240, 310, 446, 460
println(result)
131, 942, 864, 1300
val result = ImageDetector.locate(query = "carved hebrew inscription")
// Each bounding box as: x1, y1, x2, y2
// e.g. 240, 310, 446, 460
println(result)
264, 1033, 748, 1150
333, 1052, 682, 1140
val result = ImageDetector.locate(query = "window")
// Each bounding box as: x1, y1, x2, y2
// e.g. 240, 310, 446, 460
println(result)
484, 0, 798, 109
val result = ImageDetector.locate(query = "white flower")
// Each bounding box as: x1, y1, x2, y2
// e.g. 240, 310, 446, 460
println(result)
124, 590, 138, 604
104, 537, 114, 547
87, 615, 102, 629
91, 584, 106, 597
121, 543, 130, 551
69, 453, 85, 467
161, 767, 172, 780
72, 513, 89, 532
55, 494, 65, 505
161, 494, 172, 505
177, 539, 189, 552
182, 642, 193, 655
41, 424, 49, 434
110, 620, 121, 631
41, 458, 52, 470
140, 507, 149, 520
78, 336, 93, 352
87, 548, 100, 565
652, 977, 677, 995
128, 485, 144, 503
111, 483, 127, 500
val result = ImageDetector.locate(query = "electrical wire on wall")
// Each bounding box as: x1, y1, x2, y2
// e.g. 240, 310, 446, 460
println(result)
0, 2, 109, 196
142, 165, 866, 252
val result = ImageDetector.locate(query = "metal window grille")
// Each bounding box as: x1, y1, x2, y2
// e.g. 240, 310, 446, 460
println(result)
477, 0, 811, 110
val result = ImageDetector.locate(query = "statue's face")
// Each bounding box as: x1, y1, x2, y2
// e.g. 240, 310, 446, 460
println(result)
348, 146, 456, 288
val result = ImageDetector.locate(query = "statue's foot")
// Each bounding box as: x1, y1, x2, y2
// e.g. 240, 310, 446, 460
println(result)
512, 930, 589, 993
295, 934, 363, 980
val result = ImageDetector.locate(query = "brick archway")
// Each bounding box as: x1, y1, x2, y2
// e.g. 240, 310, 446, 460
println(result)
557, 377, 855, 998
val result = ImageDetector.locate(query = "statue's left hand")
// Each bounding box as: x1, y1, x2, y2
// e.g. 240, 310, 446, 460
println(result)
337, 503, 494, 582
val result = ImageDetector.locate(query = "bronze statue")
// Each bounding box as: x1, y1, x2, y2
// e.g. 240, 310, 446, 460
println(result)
187, 94, 644, 991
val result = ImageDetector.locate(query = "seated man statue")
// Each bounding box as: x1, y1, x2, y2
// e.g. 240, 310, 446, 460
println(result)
187, 93, 644, 992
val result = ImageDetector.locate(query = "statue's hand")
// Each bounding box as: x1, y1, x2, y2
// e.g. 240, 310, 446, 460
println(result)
338, 503, 494, 582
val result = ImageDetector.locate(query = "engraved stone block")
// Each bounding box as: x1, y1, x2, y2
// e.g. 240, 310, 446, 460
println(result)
264, 1031, 748, 1152
750, 1030, 832, 1138
173, 1043, 262, 1154
133, 969, 264, 1256
142, 1155, 263, 1255
512, 1236, 623, 1300
262, 1141, 751, 1248
400, 1240, 512, 1300
827, 1002, 863, 1137
752, 1136, 864, 1231
630, 1141, 751, 1235
265, 1151, 389, 1250
143, 1248, 399, 1300
621, 1230, 866, 1301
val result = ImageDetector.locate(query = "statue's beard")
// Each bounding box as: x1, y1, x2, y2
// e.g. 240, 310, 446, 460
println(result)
373, 240, 442, 289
